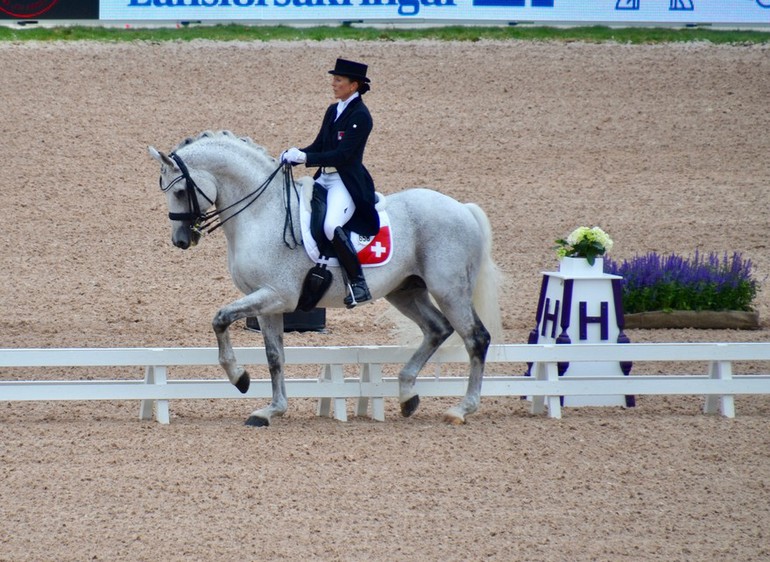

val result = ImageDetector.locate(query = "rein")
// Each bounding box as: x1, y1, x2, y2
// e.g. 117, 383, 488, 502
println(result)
281, 164, 301, 249
164, 152, 300, 248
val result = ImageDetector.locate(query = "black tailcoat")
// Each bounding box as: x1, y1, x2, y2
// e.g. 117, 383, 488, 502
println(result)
301, 96, 380, 236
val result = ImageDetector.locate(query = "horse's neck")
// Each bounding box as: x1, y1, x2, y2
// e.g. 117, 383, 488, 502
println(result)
194, 148, 286, 241
188, 146, 280, 211
218, 164, 282, 210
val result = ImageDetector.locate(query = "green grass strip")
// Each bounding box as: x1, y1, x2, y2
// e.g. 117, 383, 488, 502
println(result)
0, 23, 768, 44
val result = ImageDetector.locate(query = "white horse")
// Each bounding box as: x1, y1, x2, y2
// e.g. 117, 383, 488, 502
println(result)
149, 131, 502, 426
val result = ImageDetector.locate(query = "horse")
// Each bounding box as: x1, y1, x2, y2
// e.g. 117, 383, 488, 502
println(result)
148, 130, 502, 426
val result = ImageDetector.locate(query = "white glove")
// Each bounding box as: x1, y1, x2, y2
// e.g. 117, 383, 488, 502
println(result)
281, 147, 306, 164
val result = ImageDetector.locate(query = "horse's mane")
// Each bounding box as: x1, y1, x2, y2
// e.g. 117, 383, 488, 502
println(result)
172, 130, 270, 158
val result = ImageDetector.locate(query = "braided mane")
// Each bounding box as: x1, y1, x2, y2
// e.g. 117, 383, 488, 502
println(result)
172, 130, 269, 158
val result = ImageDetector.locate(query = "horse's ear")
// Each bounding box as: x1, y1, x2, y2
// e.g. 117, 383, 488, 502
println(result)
148, 146, 176, 169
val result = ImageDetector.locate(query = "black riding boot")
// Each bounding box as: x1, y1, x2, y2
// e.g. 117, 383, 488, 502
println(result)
331, 226, 372, 308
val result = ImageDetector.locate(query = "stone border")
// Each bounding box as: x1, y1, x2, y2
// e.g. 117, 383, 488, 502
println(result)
624, 310, 761, 330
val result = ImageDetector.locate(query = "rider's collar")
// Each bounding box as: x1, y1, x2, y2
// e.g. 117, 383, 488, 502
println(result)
335, 92, 359, 121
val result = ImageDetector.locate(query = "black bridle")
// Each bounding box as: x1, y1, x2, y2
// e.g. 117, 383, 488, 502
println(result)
163, 153, 214, 225
160, 152, 300, 248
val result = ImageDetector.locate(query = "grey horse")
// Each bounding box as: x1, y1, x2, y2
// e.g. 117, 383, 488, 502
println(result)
149, 131, 501, 426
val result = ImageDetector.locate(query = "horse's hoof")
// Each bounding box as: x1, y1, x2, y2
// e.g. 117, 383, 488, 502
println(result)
444, 412, 466, 425
443, 409, 467, 425
235, 372, 250, 394
244, 415, 269, 427
400, 394, 420, 417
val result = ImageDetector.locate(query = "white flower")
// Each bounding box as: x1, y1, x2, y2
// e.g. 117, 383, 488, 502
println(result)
555, 226, 614, 264
589, 226, 613, 252
566, 226, 590, 246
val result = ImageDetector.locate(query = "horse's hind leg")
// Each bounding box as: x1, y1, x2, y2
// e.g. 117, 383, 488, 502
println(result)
432, 296, 490, 425
386, 284, 454, 418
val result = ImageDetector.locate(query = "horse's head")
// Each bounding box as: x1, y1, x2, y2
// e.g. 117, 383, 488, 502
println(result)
148, 145, 217, 250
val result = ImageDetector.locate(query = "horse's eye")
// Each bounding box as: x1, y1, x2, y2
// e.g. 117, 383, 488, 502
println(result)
174, 189, 186, 200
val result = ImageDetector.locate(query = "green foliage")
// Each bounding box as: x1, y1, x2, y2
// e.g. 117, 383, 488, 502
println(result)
0, 23, 768, 44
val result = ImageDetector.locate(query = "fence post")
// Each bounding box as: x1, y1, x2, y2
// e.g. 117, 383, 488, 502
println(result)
530, 361, 562, 419
140, 365, 169, 424
703, 360, 735, 418
316, 364, 347, 422
356, 362, 384, 421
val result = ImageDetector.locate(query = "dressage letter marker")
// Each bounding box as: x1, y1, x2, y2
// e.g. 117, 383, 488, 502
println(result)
527, 258, 634, 408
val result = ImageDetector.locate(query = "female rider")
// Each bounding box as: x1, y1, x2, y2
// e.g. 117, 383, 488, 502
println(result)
281, 58, 379, 308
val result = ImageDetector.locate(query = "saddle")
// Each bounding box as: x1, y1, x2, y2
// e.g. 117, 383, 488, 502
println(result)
299, 182, 392, 267
295, 183, 392, 312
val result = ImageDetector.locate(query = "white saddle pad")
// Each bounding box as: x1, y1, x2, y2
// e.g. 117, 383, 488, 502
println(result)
299, 183, 393, 268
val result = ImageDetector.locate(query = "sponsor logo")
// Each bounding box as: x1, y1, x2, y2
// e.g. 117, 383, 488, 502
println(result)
473, 0, 553, 6
118, 0, 769, 19
616, 0, 693, 10
127, 0, 457, 17
0, 0, 60, 18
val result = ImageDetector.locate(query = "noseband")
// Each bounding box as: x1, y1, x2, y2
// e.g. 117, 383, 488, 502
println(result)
160, 152, 299, 247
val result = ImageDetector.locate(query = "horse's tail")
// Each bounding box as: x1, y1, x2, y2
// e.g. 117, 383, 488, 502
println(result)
465, 203, 504, 344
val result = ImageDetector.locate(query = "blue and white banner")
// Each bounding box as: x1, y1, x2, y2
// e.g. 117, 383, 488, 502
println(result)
100, 0, 770, 25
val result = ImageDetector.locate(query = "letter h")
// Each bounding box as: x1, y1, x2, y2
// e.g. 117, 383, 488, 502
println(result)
579, 301, 609, 341
540, 297, 560, 339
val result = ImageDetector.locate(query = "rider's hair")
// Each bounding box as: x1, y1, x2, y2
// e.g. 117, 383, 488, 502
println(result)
353, 79, 370, 95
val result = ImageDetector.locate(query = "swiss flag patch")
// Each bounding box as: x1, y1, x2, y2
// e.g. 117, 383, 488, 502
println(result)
356, 225, 392, 266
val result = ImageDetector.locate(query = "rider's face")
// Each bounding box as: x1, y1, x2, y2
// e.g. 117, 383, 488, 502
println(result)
331, 75, 358, 101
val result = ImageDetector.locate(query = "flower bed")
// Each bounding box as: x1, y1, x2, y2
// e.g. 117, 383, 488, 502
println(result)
605, 251, 761, 329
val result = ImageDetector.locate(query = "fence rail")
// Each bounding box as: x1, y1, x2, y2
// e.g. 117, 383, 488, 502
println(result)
1, 343, 769, 422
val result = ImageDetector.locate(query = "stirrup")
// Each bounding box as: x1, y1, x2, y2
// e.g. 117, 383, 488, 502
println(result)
344, 281, 372, 309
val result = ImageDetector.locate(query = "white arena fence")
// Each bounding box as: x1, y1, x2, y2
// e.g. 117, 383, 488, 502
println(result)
1, 343, 769, 423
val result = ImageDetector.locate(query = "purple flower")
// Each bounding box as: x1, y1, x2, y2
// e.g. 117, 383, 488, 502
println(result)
605, 251, 759, 313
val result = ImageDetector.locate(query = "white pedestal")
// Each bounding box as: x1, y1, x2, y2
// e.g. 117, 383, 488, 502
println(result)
527, 258, 634, 408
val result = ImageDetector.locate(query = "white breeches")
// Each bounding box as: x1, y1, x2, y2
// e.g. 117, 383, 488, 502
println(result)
316, 172, 356, 241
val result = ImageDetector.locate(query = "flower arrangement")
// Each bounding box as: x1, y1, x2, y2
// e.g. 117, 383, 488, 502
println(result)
605, 251, 759, 314
554, 226, 614, 265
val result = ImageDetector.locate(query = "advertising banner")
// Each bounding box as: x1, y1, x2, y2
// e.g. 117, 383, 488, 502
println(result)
100, 0, 770, 25
0, 0, 98, 19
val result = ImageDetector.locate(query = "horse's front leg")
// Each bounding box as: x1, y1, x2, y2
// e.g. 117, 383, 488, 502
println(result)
211, 288, 289, 426
245, 313, 287, 427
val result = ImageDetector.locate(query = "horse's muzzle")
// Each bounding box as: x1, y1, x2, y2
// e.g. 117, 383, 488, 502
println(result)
172, 224, 201, 250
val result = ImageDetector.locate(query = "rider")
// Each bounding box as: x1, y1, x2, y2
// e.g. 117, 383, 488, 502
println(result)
281, 58, 379, 308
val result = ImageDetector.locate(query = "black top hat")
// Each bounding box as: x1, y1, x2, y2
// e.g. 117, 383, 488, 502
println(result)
328, 58, 370, 83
